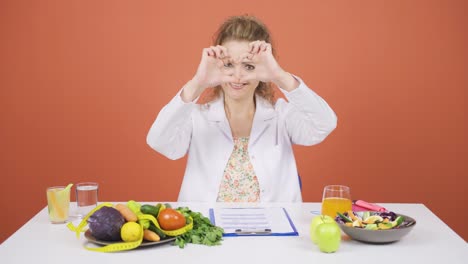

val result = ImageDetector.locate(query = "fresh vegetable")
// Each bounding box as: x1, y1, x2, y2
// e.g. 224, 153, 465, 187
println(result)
174, 207, 224, 248
115, 203, 138, 222
336, 212, 351, 223
148, 223, 166, 239
392, 216, 404, 227
127, 200, 141, 214
126, 200, 150, 229
87, 206, 125, 241
363, 215, 383, 224
141, 204, 161, 218
143, 229, 160, 242
158, 208, 186, 231
335, 211, 405, 230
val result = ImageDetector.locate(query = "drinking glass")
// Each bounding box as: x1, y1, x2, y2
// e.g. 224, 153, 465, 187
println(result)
75, 182, 99, 218
321, 185, 352, 218
46, 186, 71, 223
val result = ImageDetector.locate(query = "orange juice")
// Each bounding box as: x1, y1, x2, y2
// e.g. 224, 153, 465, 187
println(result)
321, 197, 352, 218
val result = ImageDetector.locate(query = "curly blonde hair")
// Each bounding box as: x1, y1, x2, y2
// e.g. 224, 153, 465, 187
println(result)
202, 15, 276, 105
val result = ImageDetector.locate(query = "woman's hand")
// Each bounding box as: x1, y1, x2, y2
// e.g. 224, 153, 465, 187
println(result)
181, 46, 237, 102
192, 46, 238, 89
240, 41, 299, 91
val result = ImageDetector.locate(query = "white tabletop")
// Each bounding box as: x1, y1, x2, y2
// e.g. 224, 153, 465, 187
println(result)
1, 203, 466, 264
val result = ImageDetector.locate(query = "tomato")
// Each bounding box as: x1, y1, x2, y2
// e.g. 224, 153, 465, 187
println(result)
158, 208, 186, 230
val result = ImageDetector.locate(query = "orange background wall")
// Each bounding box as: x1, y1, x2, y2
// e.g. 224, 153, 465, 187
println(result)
1, 0, 467, 243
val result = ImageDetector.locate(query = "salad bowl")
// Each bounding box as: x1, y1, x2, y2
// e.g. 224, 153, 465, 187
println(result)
335, 211, 416, 244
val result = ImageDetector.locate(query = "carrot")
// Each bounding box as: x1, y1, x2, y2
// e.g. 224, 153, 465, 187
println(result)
348, 211, 358, 221
143, 229, 160, 242
115, 203, 138, 222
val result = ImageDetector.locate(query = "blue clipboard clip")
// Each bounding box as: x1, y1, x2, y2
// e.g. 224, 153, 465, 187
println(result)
234, 228, 272, 235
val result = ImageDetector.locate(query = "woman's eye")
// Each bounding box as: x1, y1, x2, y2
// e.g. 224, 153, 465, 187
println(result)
224, 63, 233, 68
245, 64, 255, 71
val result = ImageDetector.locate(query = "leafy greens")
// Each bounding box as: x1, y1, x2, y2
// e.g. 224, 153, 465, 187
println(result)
174, 207, 224, 248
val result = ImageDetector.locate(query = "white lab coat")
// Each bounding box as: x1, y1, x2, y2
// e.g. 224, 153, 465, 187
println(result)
147, 78, 337, 202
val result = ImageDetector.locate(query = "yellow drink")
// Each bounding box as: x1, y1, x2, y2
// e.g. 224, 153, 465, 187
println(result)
321, 197, 352, 218
47, 186, 70, 223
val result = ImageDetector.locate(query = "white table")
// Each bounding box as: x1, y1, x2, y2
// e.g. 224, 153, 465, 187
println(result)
1, 203, 466, 264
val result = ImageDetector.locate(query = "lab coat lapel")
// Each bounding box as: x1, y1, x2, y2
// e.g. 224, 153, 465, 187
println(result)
205, 96, 232, 141
250, 95, 276, 146
205, 94, 276, 143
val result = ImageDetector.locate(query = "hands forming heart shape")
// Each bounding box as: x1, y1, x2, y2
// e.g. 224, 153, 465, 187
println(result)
192, 40, 285, 90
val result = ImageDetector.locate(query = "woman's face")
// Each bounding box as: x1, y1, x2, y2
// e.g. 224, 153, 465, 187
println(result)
220, 40, 260, 102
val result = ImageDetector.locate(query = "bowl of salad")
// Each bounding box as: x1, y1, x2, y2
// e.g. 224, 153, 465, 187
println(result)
335, 211, 416, 244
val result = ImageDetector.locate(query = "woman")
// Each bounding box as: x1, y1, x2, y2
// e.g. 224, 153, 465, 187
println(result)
147, 15, 337, 202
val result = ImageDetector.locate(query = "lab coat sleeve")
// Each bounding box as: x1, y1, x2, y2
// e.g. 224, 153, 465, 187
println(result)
146, 89, 197, 160
278, 76, 338, 146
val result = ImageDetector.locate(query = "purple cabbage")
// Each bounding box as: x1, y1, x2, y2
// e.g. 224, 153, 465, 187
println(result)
379, 211, 398, 221
87, 206, 125, 241
335, 216, 346, 224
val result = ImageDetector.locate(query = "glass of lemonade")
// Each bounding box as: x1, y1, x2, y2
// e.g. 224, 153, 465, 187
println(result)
321, 185, 352, 218
47, 186, 71, 223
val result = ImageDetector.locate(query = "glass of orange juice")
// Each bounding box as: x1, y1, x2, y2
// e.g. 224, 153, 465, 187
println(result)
321, 185, 352, 218
46, 186, 71, 223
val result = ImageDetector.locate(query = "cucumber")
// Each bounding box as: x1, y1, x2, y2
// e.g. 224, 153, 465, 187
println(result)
391, 216, 404, 228
148, 223, 167, 239
155, 203, 162, 214
337, 212, 352, 223
141, 204, 161, 217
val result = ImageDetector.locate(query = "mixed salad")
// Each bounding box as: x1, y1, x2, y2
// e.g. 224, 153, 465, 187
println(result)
335, 211, 411, 230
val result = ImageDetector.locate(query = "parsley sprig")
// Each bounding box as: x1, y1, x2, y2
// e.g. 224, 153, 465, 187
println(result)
174, 207, 224, 248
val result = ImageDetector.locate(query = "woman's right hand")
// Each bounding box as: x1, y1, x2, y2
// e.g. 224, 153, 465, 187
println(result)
181, 46, 236, 102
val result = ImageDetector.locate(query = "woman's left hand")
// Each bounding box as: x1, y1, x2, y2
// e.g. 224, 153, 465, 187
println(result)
239, 40, 284, 84
240, 40, 299, 91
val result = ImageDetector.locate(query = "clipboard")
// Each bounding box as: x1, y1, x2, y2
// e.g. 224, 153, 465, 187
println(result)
209, 207, 299, 237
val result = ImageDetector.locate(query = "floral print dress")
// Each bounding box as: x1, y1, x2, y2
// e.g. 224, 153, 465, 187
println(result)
216, 137, 260, 202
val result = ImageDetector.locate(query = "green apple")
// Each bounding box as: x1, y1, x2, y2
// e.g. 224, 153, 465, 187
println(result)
315, 221, 341, 253
310, 215, 335, 244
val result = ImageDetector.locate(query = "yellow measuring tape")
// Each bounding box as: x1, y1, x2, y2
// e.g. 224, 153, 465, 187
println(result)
137, 214, 193, 237
67, 203, 113, 239
85, 224, 144, 252
67, 202, 192, 252
142, 203, 193, 236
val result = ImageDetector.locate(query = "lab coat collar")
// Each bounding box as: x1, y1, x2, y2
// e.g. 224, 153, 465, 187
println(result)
206, 93, 276, 122
205, 93, 277, 144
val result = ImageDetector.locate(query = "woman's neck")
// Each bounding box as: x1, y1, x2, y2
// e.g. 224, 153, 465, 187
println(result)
224, 96, 256, 138
224, 97, 256, 119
